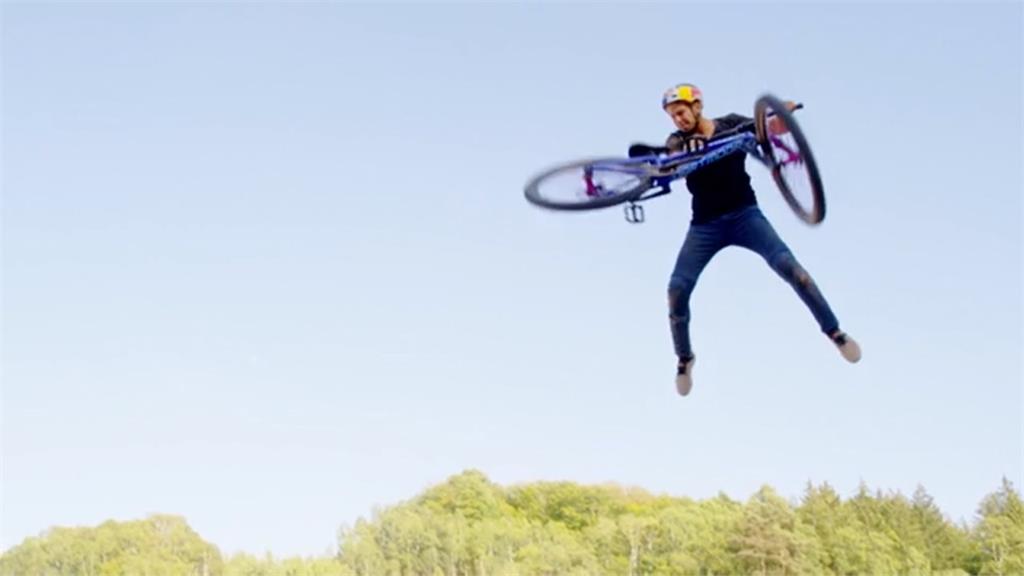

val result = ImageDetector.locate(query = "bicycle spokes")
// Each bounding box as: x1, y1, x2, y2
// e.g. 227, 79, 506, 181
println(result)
769, 135, 801, 165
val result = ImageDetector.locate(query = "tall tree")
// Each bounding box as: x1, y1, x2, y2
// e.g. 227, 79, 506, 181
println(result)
975, 478, 1024, 575
732, 486, 803, 575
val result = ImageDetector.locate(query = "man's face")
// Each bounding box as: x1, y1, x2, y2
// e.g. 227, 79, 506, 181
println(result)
666, 100, 703, 133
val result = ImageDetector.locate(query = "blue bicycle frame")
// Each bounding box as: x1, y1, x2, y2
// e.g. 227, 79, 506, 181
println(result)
591, 127, 770, 223
589, 100, 816, 222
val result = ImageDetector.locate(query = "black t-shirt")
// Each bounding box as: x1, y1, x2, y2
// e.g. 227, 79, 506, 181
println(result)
666, 113, 757, 224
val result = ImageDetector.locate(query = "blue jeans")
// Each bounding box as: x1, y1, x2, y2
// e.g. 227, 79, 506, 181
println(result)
668, 205, 840, 360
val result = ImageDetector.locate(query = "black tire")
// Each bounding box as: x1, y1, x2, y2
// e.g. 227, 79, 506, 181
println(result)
754, 94, 826, 225
524, 157, 653, 211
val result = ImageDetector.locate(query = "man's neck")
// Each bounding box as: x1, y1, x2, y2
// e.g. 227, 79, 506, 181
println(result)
696, 116, 716, 138
677, 117, 715, 139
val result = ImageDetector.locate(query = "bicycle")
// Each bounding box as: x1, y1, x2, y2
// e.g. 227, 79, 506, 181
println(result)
523, 94, 825, 225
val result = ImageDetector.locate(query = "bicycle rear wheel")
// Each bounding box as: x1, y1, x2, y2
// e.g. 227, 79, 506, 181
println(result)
524, 157, 652, 211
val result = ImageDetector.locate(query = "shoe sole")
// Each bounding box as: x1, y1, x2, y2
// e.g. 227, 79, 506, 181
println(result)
676, 359, 695, 396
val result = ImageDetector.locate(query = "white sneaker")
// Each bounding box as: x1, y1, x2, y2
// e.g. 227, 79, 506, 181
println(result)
830, 331, 861, 363
675, 356, 696, 396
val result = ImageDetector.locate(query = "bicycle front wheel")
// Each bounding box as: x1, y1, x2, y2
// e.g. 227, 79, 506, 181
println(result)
754, 94, 826, 225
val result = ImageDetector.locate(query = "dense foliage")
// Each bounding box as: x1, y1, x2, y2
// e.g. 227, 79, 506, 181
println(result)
3, 472, 1022, 575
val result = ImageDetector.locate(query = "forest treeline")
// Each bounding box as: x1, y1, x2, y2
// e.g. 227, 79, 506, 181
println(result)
2, 471, 1022, 575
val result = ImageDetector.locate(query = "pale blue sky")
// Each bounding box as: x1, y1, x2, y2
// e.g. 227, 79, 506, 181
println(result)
2, 1, 1021, 557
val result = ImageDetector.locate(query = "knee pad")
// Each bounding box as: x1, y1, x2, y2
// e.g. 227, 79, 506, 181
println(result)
771, 251, 812, 287
667, 282, 693, 320
668, 275, 696, 296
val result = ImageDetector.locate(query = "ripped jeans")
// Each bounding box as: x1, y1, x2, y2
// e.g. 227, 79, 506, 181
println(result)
668, 205, 839, 360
